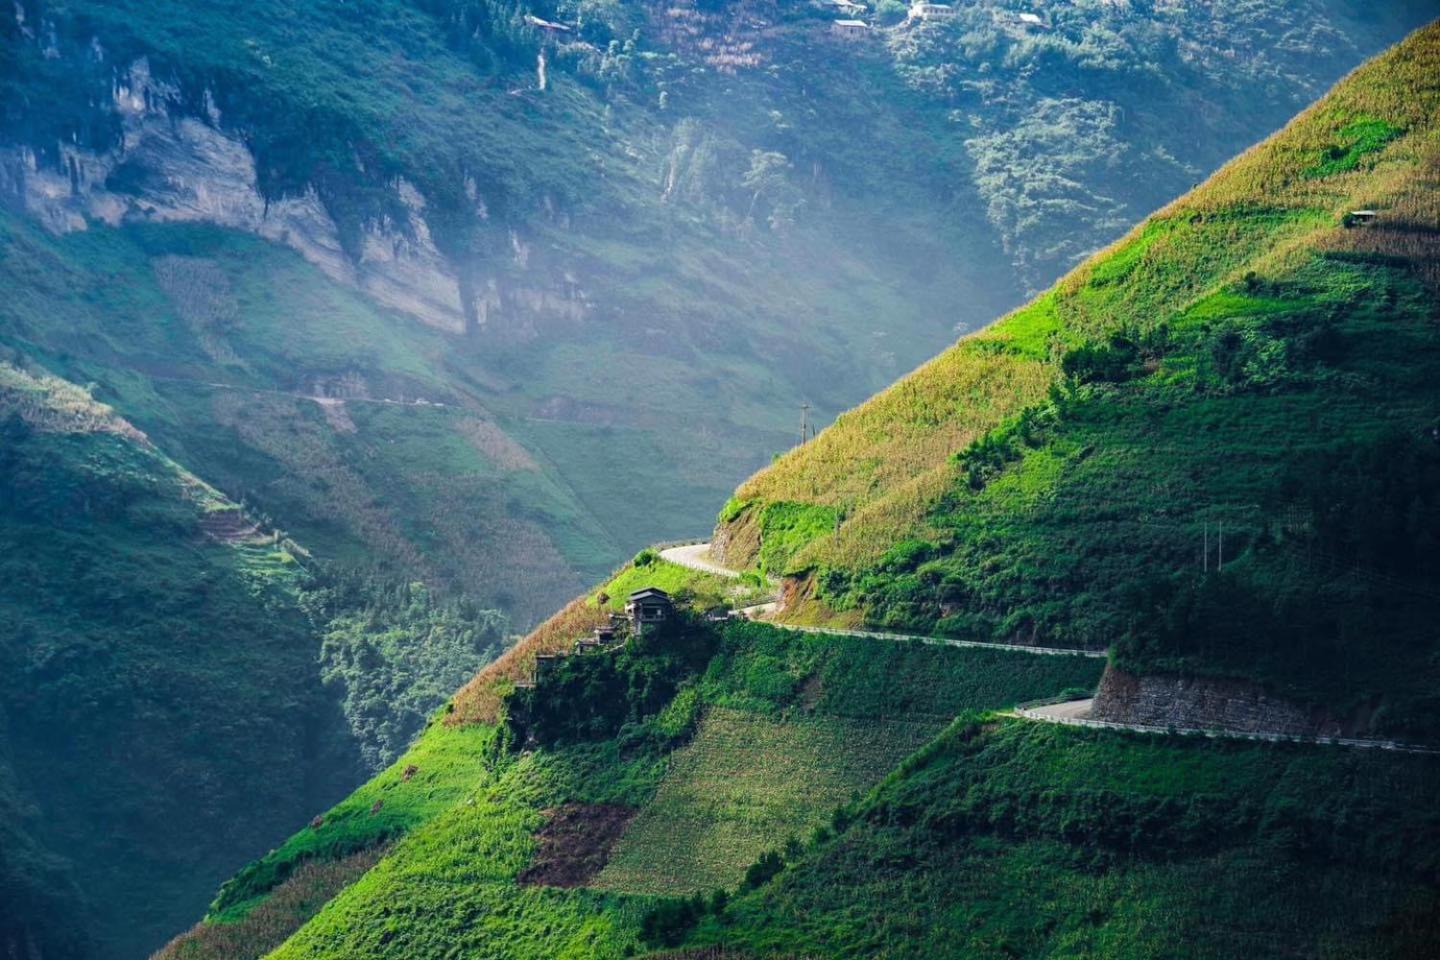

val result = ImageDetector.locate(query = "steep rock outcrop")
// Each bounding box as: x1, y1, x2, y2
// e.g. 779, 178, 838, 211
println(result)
0, 58, 469, 331
1089, 665, 1345, 738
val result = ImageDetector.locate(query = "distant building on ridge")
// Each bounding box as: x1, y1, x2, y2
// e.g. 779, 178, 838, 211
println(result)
626, 588, 674, 632
910, 2, 955, 20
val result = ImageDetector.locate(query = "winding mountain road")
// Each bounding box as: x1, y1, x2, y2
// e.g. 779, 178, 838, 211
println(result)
657, 541, 1439, 754
658, 541, 1104, 659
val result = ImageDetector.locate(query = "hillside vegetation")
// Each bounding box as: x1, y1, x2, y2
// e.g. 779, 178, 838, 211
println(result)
4, 3, 1439, 959
163, 616, 1440, 960
0, 357, 509, 958
0, 361, 359, 959
154, 22, 1440, 960
162, 618, 1102, 960
0, 213, 605, 624
2, 0, 1432, 631
716, 21, 1440, 741
681, 716, 1440, 959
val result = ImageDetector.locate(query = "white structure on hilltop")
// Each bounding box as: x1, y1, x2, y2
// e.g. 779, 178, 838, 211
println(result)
832, 18, 870, 38
910, 2, 955, 19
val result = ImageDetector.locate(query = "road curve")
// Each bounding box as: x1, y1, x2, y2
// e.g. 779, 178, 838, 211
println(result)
661, 542, 1433, 752
658, 542, 743, 579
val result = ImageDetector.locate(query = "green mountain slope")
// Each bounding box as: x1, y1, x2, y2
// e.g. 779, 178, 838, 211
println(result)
5, 4, 1440, 959
0, 359, 511, 958
163, 25, 1440, 960
161, 617, 1106, 960
716, 19, 1440, 742
0, 364, 363, 960
680, 717, 1440, 959
0, 211, 610, 624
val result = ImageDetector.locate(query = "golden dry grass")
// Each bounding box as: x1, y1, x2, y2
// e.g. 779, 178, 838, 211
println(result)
0, 361, 149, 441
736, 345, 1054, 509
151, 848, 386, 960
447, 595, 613, 725
1316, 141, 1440, 292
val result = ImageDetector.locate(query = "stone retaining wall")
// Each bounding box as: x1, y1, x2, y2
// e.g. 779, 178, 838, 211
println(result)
1089, 665, 1345, 737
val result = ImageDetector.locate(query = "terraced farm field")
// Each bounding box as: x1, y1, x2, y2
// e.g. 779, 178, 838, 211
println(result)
594, 708, 943, 894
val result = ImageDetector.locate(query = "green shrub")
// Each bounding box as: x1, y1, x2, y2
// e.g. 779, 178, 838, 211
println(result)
1303, 117, 1404, 178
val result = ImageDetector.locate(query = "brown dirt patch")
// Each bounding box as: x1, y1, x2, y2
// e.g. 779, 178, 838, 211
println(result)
517, 803, 637, 888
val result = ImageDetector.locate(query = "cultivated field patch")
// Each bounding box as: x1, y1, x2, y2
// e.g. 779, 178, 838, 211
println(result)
593, 708, 941, 895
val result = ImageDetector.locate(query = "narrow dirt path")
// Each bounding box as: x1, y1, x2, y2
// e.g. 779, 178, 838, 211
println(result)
771, 623, 1107, 658
658, 542, 1104, 659
1015, 699, 1440, 754
659, 542, 745, 579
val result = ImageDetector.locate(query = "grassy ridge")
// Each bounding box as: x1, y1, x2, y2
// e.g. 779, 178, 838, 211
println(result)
591, 554, 746, 613
713, 24, 1440, 739
5, 5, 1438, 957
185, 25, 1440, 960
722, 27, 1440, 565
237, 615, 1440, 960
156, 849, 387, 960
208, 722, 501, 920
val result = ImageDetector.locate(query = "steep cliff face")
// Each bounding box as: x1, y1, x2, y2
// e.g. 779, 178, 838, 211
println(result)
0, 58, 469, 332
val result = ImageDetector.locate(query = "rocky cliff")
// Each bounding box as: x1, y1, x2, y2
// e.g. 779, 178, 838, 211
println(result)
1088, 665, 1352, 738
0, 58, 475, 332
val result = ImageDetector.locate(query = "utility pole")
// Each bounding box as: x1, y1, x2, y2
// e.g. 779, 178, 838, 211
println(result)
1218, 522, 1224, 572
799, 402, 811, 446
1203, 522, 1209, 573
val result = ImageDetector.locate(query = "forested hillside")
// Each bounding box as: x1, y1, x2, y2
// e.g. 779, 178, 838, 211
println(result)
159, 22, 1440, 960
0, 359, 515, 959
